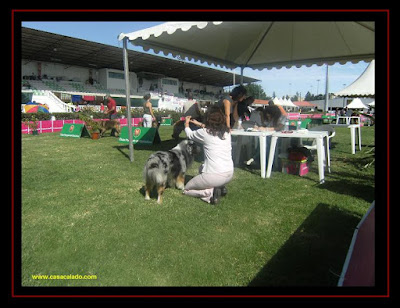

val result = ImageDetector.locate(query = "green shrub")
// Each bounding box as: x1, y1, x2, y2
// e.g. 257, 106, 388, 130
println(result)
21, 109, 185, 124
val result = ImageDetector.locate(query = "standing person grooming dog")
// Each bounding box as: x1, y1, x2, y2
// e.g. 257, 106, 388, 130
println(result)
143, 93, 156, 127
183, 106, 234, 204
216, 84, 247, 129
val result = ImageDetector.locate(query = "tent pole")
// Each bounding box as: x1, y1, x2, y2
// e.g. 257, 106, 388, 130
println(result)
123, 37, 134, 162
240, 66, 244, 85
324, 64, 329, 113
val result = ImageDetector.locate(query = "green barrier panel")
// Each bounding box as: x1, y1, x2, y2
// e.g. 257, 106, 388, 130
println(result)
301, 118, 312, 129
60, 123, 91, 138
118, 126, 161, 145
160, 117, 172, 126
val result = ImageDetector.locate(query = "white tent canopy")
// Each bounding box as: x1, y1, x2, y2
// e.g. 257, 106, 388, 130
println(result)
346, 98, 368, 109
271, 97, 298, 108
284, 98, 297, 108
119, 21, 375, 71
118, 21, 375, 162
334, 59, 375, 97
273, 97, 282, 105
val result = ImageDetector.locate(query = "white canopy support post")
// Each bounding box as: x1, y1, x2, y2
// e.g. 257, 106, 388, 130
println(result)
324, 64, 329, 113
240, 66, 244, 85
123, 37, 134, 162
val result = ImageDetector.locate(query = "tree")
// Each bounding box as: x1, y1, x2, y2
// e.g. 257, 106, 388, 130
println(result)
304, 91, 313, 101
244, 84, 268, 100
291, 92, 300, 101
312, 94, 325, 101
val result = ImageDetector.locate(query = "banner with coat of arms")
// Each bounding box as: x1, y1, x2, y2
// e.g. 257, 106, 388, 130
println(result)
118, 127, 161, 145
60, 123, 91, 138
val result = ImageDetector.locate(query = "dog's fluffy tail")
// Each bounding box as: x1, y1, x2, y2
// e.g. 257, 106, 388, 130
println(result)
143, 158, 167, 185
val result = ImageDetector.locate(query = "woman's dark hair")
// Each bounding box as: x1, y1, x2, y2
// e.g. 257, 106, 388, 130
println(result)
143, 94, 151, 101
237, 96, 255, 118
242, 96, 255, 106
204, 106, 230, 139
230, 85, 247, 101
263, 105, 282, 128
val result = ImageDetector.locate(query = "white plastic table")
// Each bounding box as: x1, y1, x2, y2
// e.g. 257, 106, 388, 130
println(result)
231, 129, 274, 178
266, 130, 330, 184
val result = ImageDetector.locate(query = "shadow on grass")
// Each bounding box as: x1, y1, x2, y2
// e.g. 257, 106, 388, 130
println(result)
248, 203, 360, 287
113, 138, 204, 165
113, 145, 131, 160
320, 180, 374, 203
314, 167, 374, 202
112, 138, 180, 161
340, 155, 375, 171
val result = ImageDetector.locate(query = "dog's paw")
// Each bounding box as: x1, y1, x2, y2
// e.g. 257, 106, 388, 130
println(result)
176, 183, 185, 190
144, 195, 151, 201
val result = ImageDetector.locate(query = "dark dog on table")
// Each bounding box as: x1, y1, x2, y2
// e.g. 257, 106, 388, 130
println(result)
99, 120, 121, 137
172, 118, 202, 141
171, 120, 185, 141
143, 140, 200, 204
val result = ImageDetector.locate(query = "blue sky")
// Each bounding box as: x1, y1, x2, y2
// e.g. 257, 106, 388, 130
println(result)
22, 21, 370, 98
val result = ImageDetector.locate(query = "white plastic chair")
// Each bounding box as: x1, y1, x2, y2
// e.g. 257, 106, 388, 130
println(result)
302, 125, 335, 172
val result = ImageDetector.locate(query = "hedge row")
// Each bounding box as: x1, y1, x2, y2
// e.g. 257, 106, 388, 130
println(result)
21, 110, 184, 123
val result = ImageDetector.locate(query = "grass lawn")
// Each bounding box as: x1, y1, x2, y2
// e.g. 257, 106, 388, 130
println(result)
21, 125, 375, 287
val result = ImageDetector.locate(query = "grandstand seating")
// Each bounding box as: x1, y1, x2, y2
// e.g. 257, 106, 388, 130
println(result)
43, 80, 66, 92
22, 79, 111, 95
22, 78, 218, 114
22, 79, 218, 101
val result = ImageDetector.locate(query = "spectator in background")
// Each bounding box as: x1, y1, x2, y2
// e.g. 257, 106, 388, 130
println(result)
104, 95, 119, 136
105, 95, 118, 120
143, 93, 156, 128
335, 108, 339, 118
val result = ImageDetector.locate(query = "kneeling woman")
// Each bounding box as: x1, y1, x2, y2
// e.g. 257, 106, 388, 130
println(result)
184, 106, 234, 204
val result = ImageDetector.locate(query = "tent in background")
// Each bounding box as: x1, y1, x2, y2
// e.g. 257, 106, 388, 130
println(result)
335, 60, 375, 97
283, 98, 298, 108
346, 98, 368, 109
